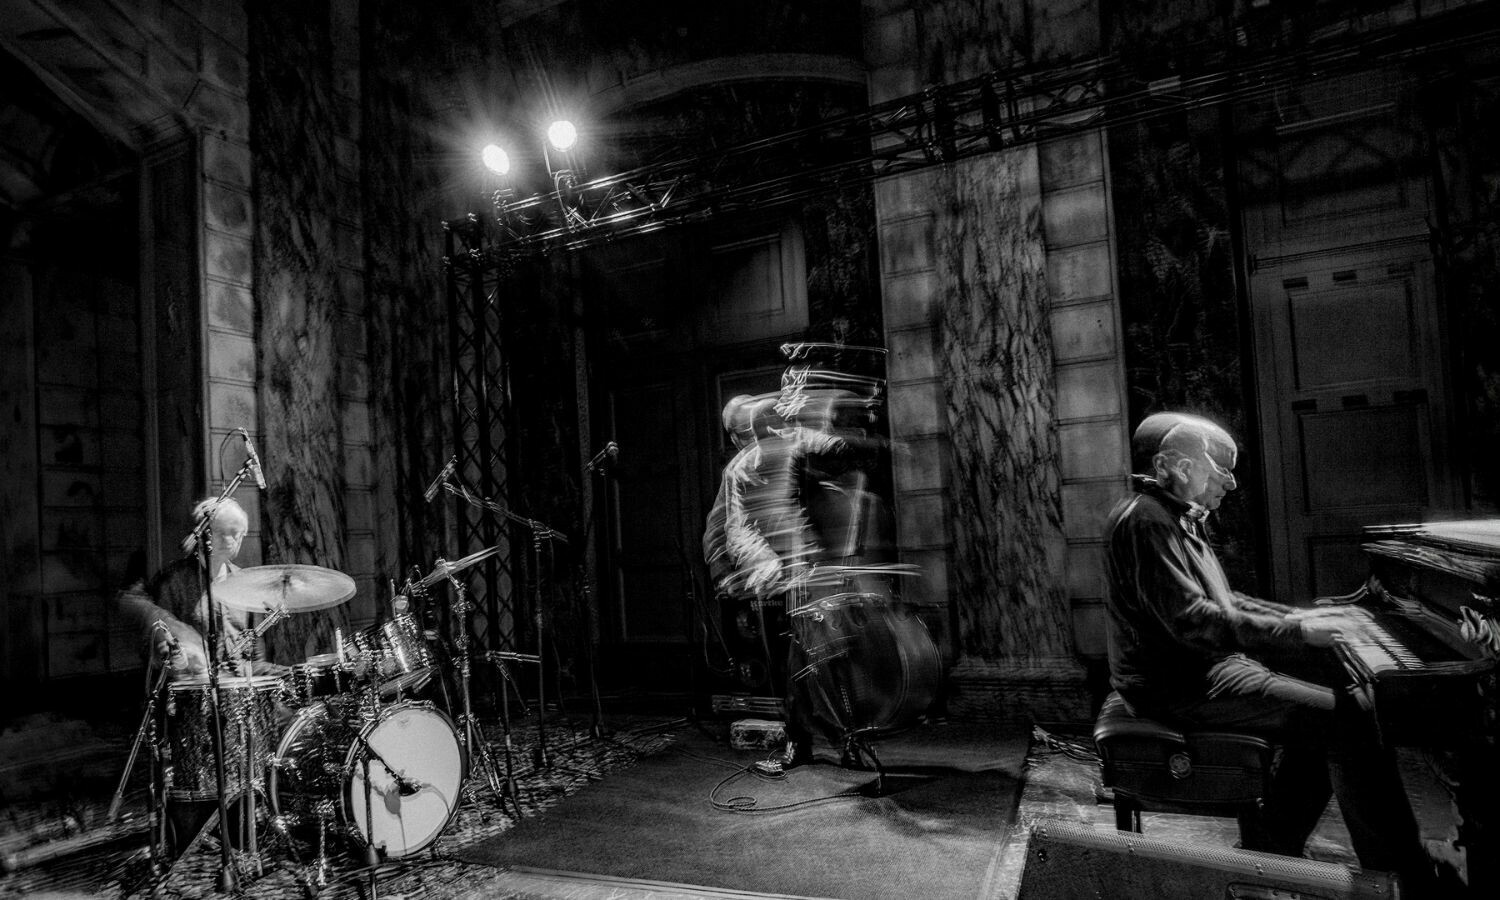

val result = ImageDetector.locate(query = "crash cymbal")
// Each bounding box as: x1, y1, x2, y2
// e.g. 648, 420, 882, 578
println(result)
215, 564, 356, 613
415, 545, 502, 589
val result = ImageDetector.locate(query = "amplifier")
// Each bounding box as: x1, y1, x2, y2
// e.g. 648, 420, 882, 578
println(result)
1016, 819, 1398, 900
709, 694, 784, 718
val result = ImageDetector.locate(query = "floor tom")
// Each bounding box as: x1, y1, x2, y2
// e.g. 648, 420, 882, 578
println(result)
165, 674, 285, 801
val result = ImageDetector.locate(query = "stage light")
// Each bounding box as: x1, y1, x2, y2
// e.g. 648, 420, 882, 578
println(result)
546, 120, 578, 153
482, 144, 511, 175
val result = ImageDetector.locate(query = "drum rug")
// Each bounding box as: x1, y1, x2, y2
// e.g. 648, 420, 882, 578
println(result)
457, 721, 1029, 900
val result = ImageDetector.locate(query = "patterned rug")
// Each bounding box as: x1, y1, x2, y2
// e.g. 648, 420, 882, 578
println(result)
0, 714, 677, 900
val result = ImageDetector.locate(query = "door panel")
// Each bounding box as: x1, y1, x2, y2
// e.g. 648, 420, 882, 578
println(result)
1250, 255, 1453, 602
1240, 71, 1453, 604
610, 380, 687, 642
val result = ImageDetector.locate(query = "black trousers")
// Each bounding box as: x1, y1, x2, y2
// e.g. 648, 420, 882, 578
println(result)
1125, 652, 1433, 892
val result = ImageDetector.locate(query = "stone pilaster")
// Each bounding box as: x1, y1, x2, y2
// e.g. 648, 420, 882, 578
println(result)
863, 1, 1114, 724
332, 0, 380, 626
1039, 128, 1131, 668
194, 8, 260, 564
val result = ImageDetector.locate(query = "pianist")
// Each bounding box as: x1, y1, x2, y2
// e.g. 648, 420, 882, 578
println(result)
1104, 412, 1436, 895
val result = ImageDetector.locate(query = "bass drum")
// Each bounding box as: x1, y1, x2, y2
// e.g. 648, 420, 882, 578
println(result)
269, 700, 463, 858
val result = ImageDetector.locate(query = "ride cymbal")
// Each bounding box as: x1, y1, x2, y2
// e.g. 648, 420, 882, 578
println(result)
215, 564, 356, 613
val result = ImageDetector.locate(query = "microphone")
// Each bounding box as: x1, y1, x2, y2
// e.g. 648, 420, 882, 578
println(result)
241, 429, 267, 490
424, 456, 458, 502
586, 441, 619, 473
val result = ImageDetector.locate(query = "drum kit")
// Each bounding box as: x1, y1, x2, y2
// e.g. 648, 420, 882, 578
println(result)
116, 547, 513, 894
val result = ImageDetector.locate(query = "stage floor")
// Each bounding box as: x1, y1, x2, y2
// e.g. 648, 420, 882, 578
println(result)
0, 704, 1465, 900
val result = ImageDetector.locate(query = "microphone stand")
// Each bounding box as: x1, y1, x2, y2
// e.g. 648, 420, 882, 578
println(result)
437, 480, 594, 778
187, 467, 252, 893
485, 648, 536, 808
581, 450, 615, 742
442, 569, 516, 817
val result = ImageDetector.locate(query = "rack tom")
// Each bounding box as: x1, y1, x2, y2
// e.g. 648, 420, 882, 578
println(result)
346, 613, 436, 696
288, 653, 353, 705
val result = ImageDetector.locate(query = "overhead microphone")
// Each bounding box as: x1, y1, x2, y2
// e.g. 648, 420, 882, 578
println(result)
241, 429, 267, 490
586, 441, 619, 473
424, 456, 458, 502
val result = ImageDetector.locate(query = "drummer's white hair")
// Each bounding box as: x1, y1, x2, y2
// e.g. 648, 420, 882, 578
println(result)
180, 497, 249, 553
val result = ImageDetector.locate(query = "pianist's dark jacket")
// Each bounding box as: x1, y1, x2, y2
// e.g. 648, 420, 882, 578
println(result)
1104, 475, 1303, 705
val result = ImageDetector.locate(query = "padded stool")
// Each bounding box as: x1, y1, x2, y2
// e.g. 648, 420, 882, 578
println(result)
1093, 691, 1273, 841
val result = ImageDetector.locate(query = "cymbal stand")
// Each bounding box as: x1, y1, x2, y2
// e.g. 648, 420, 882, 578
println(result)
107, 636, 170, 822
436, 480, 582, 775
522, 526, 600, 782
484, 648, 537, 805
107, 655, 171, 884
442, 567, 515, 817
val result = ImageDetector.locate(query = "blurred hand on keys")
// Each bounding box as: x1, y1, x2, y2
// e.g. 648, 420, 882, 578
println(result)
1299, 610, 1369, 648
1302, 612, 1362, 648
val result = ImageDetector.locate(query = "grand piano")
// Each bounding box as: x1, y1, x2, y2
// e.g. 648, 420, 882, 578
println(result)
1332, 520, 1500, 894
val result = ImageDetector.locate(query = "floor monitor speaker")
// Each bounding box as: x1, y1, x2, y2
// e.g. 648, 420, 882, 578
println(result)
1016, 819, 1397, 900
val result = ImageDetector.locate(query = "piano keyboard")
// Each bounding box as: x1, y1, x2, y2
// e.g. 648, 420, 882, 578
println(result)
1334, 605, 1462, 676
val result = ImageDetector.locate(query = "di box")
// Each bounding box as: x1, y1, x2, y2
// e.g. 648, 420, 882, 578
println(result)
729, 718, 786, 751
1016, 819, 1398, 900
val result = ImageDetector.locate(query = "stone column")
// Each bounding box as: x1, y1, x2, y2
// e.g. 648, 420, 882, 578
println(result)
196, 9, 261, 565
1039, 128, 1131, 669
330, 0, 381, 627
864, 0, 1121, 724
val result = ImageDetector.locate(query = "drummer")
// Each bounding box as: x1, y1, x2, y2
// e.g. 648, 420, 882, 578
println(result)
118, 497, 287, 679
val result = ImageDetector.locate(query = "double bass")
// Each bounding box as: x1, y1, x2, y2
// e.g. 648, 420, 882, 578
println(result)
786, 466, 943, 765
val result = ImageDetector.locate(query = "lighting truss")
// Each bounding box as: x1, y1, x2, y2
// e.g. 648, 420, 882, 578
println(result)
443, 213, 521, 655
482, 8, 1498, 261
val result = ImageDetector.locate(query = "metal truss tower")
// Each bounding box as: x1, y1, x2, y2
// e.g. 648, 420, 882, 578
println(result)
442, 214, 521, 654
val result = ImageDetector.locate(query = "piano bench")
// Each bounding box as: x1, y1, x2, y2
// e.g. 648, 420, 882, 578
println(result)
1093, 692, 1273, 841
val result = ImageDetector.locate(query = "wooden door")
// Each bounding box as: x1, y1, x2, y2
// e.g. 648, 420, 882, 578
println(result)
1249, 252, 1454, 600
588, 219, 810, 693
1240, 70, 1457, 602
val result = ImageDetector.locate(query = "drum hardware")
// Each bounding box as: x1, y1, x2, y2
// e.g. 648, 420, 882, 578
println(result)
439, 567, 517, 818
358, 745, 381, 899
485, 649, 538, 805
227, 605, 289, 660
435, 477, 574, 773
188, 477, 253, 893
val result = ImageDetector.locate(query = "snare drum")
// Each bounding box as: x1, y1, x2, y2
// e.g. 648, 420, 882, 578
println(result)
269, 700, 462, 858
288, 653, 353, 705
347, 613, 435, 695
165, 674, 284, 800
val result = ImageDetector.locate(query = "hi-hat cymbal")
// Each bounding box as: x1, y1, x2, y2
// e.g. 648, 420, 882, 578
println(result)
415, 545, 502, 589
215, 564, 356, 613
